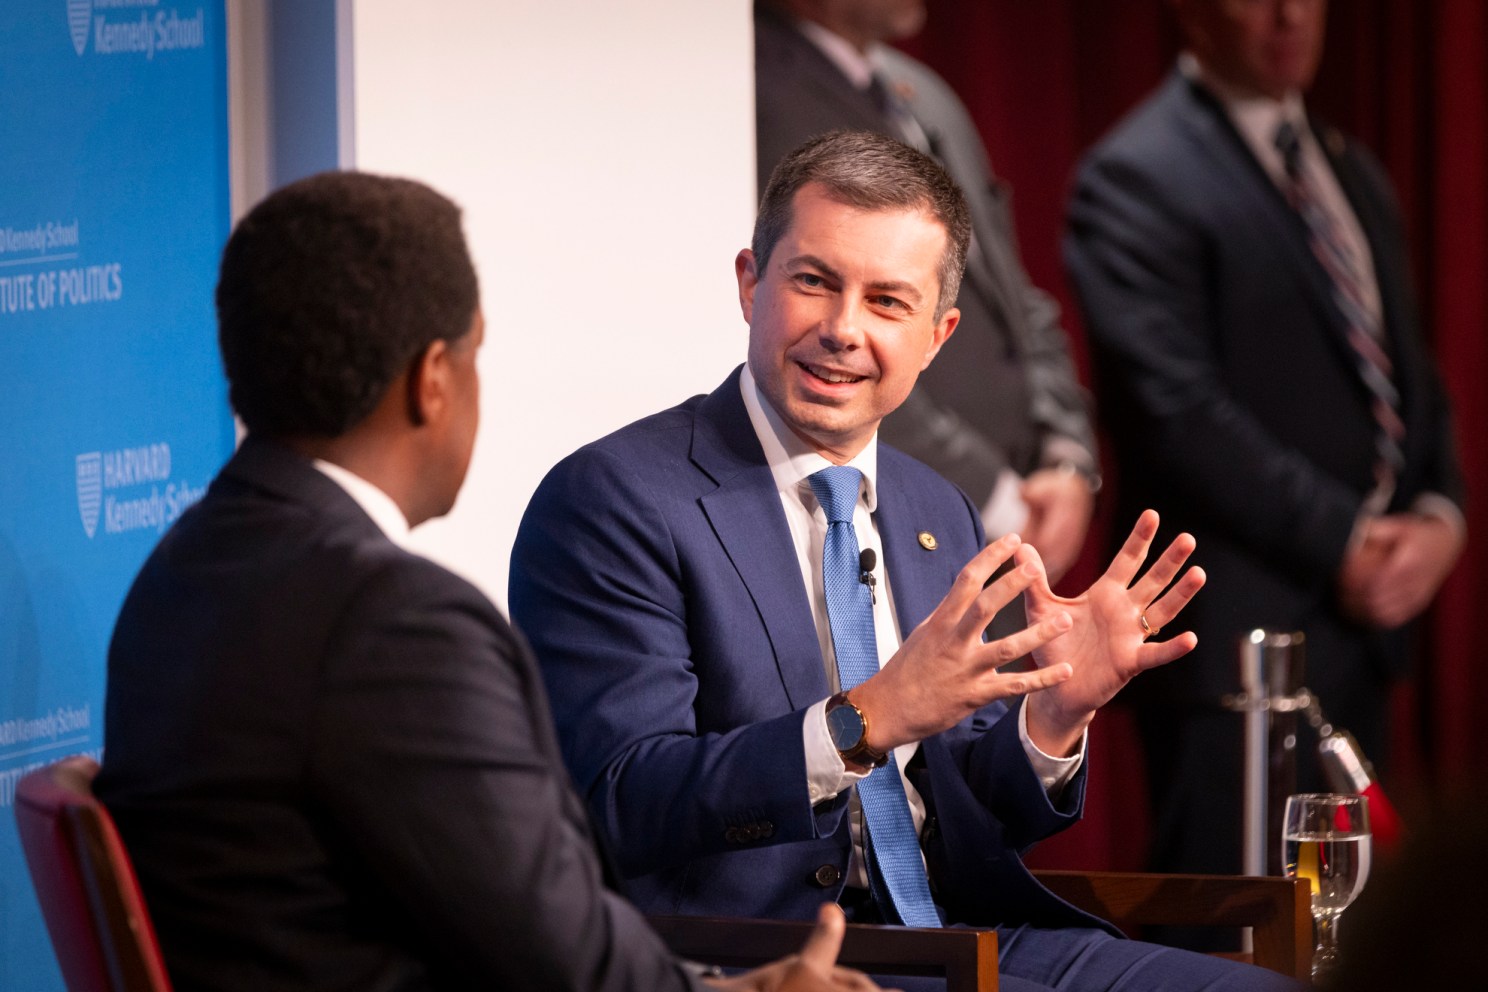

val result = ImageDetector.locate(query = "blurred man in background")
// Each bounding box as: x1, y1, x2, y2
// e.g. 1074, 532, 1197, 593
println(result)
1066, 0, 1464, 946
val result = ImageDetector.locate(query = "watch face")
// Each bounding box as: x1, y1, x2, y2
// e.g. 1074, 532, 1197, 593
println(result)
826, 702, 865, 751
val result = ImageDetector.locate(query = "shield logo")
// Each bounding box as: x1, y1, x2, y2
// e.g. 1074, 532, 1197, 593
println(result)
76, 452, 102, 538
67, 0, 91, 56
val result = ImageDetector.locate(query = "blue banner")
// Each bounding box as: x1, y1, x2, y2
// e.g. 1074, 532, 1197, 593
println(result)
0, 2, 232, 987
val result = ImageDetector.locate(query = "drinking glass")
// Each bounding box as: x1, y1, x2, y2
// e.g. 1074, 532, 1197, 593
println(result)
1282, 792, 1372, 981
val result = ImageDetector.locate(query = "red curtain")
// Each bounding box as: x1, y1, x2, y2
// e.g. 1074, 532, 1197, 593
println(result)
900, 0, 1488, 870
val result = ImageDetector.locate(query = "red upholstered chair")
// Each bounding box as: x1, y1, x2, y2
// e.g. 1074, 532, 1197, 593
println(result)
14, 755, 173, 992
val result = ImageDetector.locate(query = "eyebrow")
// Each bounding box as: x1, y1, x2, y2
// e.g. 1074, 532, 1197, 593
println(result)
784, 254, 926, 308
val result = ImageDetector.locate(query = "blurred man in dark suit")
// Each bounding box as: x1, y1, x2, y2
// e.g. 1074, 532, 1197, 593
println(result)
1066, 0, 1464, 939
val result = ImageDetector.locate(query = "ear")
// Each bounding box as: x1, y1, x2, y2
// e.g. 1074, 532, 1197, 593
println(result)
405, 339, 453, 429
735, 249, 760, 324
920, 306, 959, 370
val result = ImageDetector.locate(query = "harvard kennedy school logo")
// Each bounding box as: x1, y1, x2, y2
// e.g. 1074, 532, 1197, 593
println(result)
74, 443, 206, 539
68, 0, 92, 56
76, 452, 102, 538
68, 1, 207, 59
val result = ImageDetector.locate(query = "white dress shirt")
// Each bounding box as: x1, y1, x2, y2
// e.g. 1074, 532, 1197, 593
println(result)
738, 365, 1081, 889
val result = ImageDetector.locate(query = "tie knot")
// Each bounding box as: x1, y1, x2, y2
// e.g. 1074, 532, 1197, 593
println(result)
1274, 119, 1303, 177
809, 466, 863, 524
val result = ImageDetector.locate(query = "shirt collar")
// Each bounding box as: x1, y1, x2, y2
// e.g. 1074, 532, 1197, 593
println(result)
796, 18, 878, 91
312, 458, 411, 544
1180, 52, 1308, 178
740, 363, 879, 513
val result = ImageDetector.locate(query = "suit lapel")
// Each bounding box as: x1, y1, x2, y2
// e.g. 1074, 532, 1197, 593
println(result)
872, 56, 1018, 342
760, 6, 884, 132
1174, 76, 1356, 351
960, 191, 1027, 339
875, 457, 952, 632
691, 371, 828, 710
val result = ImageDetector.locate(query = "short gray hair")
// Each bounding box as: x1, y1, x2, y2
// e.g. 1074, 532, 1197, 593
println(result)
752, 130, 971, 320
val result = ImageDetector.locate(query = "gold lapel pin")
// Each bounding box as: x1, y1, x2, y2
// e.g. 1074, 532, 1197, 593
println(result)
917, 531, 938, 551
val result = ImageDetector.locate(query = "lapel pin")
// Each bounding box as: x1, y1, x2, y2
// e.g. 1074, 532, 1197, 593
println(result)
917, 531, 938, 551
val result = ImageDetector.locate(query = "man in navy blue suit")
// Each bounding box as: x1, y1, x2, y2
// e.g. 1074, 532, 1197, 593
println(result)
510, 131, 1299, 990
1065, 0, 1464, 936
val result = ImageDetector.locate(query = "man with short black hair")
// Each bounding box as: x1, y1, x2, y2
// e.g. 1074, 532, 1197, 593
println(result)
96, 171, 875, 992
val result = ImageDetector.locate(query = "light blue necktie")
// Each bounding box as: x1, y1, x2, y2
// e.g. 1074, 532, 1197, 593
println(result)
809, 466, 940, 927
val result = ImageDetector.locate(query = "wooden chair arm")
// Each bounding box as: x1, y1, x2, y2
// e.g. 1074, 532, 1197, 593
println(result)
1033, 870, 1312, 979
650, 871, 1308, 987
649, 915, 998, 992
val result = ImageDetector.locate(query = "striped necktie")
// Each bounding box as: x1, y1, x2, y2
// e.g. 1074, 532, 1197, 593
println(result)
1274, 119, 1405, 508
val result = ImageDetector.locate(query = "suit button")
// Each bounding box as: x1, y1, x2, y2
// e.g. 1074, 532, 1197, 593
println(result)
760, 821, 775, 839
743, 824, 760, 841
724, 827, 741, 844
813, 864, 842, 887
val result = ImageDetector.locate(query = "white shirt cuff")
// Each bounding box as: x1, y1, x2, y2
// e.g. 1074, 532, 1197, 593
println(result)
981, 468, 1029, 539
1018, 700, 1084, 795
804, 698, 868, 805
1412, 492, 1467, 541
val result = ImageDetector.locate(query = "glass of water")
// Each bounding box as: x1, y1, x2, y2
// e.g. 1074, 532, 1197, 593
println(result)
1282, 792, 1372, 981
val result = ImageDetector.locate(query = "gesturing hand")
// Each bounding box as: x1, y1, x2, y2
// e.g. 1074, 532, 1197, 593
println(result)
1021, 509, 1205, 756
850, 532, 1076, 754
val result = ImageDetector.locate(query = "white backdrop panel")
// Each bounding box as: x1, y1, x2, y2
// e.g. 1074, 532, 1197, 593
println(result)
352, 0, 756, 606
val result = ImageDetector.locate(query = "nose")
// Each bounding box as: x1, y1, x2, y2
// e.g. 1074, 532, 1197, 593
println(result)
818, 298, 865, 352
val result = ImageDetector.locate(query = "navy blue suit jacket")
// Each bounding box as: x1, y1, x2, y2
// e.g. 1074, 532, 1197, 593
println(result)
510, 368, 1109, 932
1065, 72, 1463, 711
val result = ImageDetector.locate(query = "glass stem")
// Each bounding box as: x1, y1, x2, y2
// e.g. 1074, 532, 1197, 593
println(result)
1314, 912, 1341, 975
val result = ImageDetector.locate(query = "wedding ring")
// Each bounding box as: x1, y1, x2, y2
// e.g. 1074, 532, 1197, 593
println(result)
1139, 613, 1159, 638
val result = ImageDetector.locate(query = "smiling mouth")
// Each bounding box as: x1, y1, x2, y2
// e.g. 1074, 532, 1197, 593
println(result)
798, 361, 866, 385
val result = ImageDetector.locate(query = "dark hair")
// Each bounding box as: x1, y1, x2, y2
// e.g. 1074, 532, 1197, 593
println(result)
216, 171, 479, 437
752, 130, 971, 319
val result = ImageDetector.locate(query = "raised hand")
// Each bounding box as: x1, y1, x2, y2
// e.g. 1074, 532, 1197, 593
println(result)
850, 532, 1075, 754
1021, 509, 1205, 756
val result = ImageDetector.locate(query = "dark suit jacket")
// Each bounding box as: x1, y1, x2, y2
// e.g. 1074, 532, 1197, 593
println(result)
95, 438, 697, 992
1064, 71, 1463, 709
508, 368, 1110, 933
754, 3, 1094, 501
